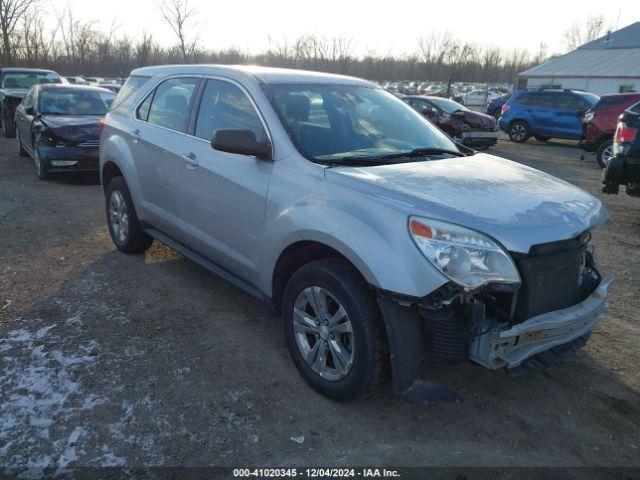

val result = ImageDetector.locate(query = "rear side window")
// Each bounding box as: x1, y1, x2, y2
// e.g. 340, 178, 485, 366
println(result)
194, 79, 266, 142
111, 75, 150, 110
147, 77, 200, 133
557, 93, 588, 111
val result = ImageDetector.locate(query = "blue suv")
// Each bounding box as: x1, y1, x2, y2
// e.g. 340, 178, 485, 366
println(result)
499, 89, 599, 143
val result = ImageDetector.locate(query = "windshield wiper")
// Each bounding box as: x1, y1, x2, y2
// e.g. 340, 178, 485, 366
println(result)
314, 157, 389, 166
400, 147, 466, 158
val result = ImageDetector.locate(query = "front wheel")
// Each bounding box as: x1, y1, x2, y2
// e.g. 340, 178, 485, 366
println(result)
33, 144, 51, 180
596, 140, 614, 169
508, 121, 529, 143
282, 258, 388, 401
105, 176, 154, 253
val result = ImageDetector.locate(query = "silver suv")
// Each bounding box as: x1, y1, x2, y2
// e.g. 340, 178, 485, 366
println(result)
100, 65, 612, 402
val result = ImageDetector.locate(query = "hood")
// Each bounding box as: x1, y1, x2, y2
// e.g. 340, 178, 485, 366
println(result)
457, 110, 496, 130
40, 115, 101, 141
325, 153, 609, 253
1, 88, 27, 99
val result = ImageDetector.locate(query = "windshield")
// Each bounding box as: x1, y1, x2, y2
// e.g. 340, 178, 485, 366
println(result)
265, 84, 458, 163
428, 97, 470, 113
39, 89, 115, 115
2, 71, 61, 89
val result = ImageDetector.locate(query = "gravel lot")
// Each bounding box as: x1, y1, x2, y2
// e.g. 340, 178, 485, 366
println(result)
1, 134, 639, 472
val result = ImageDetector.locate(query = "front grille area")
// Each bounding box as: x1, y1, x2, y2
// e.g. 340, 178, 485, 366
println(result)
512, 232, 591, 323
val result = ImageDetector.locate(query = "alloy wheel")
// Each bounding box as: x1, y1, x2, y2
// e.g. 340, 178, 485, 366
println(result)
601, 145, 613, 167
292, 286, 355, 381
109, 190, 129, 243
511, 124, 526, 141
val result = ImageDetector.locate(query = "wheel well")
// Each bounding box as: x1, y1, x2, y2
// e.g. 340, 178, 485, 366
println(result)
102, 161, 123, 193
508, 119, 529, 130
596, 134, 613, 148
271, 241, 363, 315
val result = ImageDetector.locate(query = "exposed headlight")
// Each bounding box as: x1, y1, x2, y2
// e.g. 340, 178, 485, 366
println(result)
409, 216, 521, 289
583, 112, 595, 123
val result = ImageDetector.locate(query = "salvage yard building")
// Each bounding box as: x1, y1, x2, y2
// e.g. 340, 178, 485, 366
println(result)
517, 22, 640, 95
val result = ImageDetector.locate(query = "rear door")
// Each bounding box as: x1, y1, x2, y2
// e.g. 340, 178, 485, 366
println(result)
132, 76, 201, 239
552, 93, 586, 139
177, 77, 273, 282
528, 92, 557, 135
16, 87, 36, 150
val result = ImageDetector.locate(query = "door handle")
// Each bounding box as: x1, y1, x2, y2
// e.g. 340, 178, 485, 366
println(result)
182, 152, 199, 168
130, 129, 141, 143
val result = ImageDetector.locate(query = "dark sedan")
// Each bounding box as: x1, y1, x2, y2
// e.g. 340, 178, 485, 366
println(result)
14, 84, 115, 179
403, 95, 499, 149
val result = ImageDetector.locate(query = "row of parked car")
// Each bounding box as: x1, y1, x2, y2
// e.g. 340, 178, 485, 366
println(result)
3, 63, 623, 402
492, 88, 640, 170
382, 80, 507, 106
0, 67, 116, 177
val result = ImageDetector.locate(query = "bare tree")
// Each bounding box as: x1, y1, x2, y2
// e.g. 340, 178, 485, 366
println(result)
0, 0, 38, 64
564, 15, 608, 51
158, 0, 198, 62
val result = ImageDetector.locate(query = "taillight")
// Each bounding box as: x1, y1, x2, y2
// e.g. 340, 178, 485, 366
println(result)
613, 122, 639, 155
98, 118, 106, 137
501, 104, 511, 115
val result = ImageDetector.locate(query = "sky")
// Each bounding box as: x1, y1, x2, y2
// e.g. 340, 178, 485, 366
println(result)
44, 0, 640, 57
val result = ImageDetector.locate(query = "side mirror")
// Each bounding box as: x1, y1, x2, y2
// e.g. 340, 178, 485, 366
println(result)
422, 107, 437, 116
452, 111, 466, 119
211, 129, 271, 160
24, 106, 34, 116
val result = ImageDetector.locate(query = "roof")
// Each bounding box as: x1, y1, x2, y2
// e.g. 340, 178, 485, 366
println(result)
131, 64, 372, 86
580, 22, 640, 50
37, 84, 113, 93
0, 68, 58, 74
519, 22, 640, 79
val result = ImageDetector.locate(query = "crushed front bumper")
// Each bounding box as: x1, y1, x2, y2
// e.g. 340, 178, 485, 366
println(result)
469, 277, 613, 369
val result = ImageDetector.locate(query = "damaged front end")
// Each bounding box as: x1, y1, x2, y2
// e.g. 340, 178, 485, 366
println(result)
377, 229, 612, 402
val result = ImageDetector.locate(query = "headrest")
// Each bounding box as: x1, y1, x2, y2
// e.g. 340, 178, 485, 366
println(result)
284, 94, 310, 122
166, 94, 187, 113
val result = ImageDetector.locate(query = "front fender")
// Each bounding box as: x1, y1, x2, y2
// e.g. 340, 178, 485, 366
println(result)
259, 171, 448, 298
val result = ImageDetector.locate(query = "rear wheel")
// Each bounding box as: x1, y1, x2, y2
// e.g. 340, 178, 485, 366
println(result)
282, 258, 388, 401
105, 176, 154, 253
596, 140, 614, 169
508, 121, 529, 143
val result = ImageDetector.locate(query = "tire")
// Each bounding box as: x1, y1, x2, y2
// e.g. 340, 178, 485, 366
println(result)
33, 144, 51, 180
508, 121, 529, 143
105, 176, 154, 253
17, 131, 28, 157
534, 135, 550, 142
2, 117, 16, 138
282, 258, 388, 401
596, 139, 614, 169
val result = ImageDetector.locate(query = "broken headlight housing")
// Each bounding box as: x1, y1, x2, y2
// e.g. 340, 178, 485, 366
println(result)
409, 216, 521, 290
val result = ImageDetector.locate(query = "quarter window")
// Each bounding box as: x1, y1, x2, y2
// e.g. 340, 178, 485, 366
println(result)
137, 92, 153, 121
146, 77, 200, 133
194, 79, 266, 142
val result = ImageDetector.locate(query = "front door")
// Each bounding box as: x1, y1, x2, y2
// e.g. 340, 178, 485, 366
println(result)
178, 78, 273, 283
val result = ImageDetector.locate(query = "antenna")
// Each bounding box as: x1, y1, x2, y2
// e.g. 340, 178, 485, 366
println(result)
615, 9, 621, 31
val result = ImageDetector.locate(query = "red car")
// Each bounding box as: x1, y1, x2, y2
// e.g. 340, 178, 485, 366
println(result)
581, 92, 640, 168
403, 95, 498, 149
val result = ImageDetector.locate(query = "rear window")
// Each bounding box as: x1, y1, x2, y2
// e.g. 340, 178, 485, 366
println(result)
110, 75, 150, 110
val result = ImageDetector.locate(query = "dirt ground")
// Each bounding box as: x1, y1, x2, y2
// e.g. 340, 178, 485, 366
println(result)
1, 134, 639, 472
